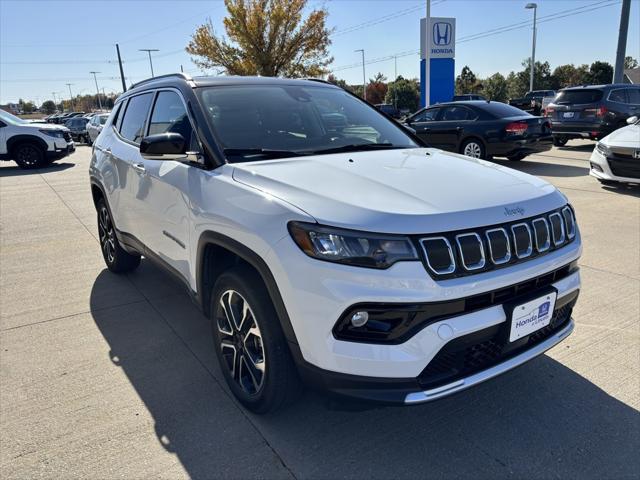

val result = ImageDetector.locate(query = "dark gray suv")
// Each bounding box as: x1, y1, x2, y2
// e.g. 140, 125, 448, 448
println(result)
546, 84, 640, 145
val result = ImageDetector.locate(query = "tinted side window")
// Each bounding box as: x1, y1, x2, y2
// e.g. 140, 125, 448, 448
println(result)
441, 106, 476, 121
412, 108, 439, 122
626, 88, 640, 105
148, 91, 195, 148
119, 93, 153, 144
608, 89, 627, 103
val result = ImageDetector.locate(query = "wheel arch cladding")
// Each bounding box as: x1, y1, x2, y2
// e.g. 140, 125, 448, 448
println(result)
197, 231, 300, 347
8, 135, 48, 154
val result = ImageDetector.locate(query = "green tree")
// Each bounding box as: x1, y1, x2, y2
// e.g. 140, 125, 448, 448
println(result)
186, 0, 333, 77
551, 64, 589, 89
586, 61, 613, 84
41, 100, 56, 114
455, 66, 480, 94
482, 73, 509, 102
624, 56, 638, 69
384, 76, 419, 112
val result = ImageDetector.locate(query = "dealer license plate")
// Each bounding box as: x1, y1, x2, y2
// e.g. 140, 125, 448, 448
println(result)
509, 292, 557, 342
563, 112, 574, 118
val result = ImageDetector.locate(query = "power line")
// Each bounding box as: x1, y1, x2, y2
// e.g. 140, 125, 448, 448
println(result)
330, 0, 620, 73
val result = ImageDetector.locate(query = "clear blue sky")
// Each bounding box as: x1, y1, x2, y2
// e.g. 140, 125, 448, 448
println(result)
1, 0, 638, 104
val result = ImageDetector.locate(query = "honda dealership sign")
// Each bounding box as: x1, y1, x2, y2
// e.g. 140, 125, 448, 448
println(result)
420, 16, 456, 106
420, 17, 456, 59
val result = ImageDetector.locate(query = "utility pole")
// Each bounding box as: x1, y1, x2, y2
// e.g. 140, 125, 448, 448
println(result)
52, 91, 59, 111
139, 49, 159, 77
90, 71, 103, 111
425, 0, 431, 107
393, 55, 398, 108
613, 0, 631, 83
525, 3, 538, 92
180, 64, 184, 73
66, 83, 74, 110
116, 44, 127, 92
355, 49, 366, 101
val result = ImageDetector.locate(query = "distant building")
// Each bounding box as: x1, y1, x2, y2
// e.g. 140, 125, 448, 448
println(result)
623, 67, 640, 84
0, 103, 20, 114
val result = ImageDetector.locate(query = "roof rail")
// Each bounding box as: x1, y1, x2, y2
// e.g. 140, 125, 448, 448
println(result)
304, 78, 332, 85
129, 72, 193, 90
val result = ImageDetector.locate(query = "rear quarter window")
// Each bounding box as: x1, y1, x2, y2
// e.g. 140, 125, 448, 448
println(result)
555, 89, 603, 104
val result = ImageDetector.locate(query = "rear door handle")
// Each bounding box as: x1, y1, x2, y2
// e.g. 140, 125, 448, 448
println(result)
132, 162, 146, 174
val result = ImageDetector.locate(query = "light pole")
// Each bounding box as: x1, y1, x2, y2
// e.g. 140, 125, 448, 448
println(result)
355, 49, 366, 101
393, 55, 398, 108
52, 91, 59, 111
66, 83, 74, 110
90, 71, 103, 111
525, 3, 537, 92
139, 49, 159, 77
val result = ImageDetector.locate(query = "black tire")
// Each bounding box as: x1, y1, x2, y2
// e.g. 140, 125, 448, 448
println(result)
553, 136, 568, 147
96, 198, 140, 273
211, 266, 301, 413
508, 153, 526, 161
460, 138, 485, 159
86, 134, 93, 146
13, 143, 46, 169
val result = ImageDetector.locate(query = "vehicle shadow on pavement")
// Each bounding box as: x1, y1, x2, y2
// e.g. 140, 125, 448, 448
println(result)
0, 161, 75, 177
493, 158, 588, 178
90, 265, 640, 480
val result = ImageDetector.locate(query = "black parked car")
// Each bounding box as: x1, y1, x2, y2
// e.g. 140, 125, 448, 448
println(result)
509, 90, 556, 115
546, 84, 640, 145
65, 117, 90, 142
404, 101, 552, 161
374, 103, 402, 119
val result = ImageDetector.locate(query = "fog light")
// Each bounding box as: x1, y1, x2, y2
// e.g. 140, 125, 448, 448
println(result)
350, 311, 369, 327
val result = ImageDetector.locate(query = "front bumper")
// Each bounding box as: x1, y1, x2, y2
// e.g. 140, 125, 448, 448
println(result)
589, 147, 640, 183
47, 141, 75, 159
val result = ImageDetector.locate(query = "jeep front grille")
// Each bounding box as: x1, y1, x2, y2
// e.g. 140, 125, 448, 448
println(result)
418, 206, 576, 279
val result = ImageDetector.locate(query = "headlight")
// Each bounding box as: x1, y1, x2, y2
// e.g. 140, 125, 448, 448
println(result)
595, 142, 610, 157
288, 222, 418, 269
39, 129, 65, 138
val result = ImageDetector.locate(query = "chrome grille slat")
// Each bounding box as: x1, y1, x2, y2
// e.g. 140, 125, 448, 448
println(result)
418, 206, 577, 279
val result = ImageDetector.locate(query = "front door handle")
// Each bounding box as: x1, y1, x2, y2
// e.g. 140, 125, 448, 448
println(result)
132, 162, 146, 174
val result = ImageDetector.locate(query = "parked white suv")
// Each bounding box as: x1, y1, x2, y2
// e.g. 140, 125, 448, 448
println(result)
89, 74, 582, 413
0, 109, 74, 168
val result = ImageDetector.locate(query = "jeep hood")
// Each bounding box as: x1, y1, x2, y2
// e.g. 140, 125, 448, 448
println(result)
602, 124, 640, 145
231, 148, 566, 234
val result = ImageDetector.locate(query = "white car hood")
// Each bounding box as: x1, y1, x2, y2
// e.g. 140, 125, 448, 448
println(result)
602, 124, 640, 145
21, 122, 69, 132
232, 148, 566, 234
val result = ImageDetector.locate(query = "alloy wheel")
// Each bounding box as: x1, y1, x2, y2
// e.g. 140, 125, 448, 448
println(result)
98, 206, 116, 264
16, 145, 40, 166
463, 142, 482, 158
216, 290, 266, 395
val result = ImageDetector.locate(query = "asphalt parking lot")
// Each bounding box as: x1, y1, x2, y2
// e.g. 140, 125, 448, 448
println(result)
1, 142, 639, 479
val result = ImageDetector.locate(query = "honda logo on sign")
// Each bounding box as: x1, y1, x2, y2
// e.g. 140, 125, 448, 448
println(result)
433, 22, 451, 46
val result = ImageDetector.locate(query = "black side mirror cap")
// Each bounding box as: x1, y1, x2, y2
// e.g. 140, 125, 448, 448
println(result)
140, 132, 186, 159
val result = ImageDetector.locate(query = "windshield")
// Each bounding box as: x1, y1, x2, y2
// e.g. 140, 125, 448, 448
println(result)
0, 109, 29, 126
197, 84, 418, 162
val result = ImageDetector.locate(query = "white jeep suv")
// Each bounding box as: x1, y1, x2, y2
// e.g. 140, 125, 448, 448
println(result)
0, 109, 74, 168
89, 74, 582, 413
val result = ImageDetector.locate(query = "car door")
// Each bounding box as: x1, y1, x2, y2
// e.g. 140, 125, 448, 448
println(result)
406, 107, 440, 145
109, 92, 155, 236
129, 89, 196, 280
428, 105, 478, 152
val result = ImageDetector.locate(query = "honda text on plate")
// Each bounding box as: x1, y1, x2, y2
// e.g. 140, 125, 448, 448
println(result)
89, 74, 582, 413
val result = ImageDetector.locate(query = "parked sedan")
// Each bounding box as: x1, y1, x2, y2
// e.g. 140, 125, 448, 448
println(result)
65, 117, 90, 143
404, 101, 552, 160
589, 115, 640, 185
86, 113, 109, 144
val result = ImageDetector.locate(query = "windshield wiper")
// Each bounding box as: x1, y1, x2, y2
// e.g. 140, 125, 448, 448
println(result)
307, 143, 410, 155
223, 148, 310, 161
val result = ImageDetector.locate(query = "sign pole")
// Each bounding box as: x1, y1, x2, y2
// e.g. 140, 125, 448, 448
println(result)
425, 0, 431, 107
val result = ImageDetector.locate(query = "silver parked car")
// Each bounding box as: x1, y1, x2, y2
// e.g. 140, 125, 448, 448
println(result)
86, 113, 109, 145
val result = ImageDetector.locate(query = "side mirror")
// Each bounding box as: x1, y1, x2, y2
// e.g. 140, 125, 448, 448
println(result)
402, 123, 416, 135
626, 116, 638, 125
140, 132, 187, 160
